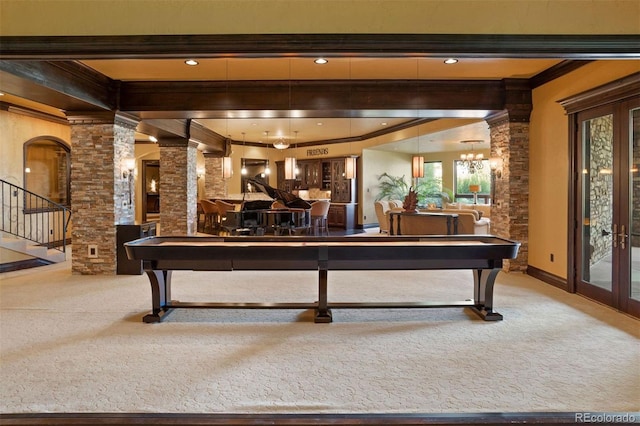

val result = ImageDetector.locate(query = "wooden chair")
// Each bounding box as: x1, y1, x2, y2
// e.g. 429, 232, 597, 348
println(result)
309, 200, 330, 236
199, 199, 219, 234
214, 199, 237, 233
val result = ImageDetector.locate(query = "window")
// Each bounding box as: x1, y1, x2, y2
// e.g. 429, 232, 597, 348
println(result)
24, 137, 70, 207
454, 159, 491, 204
416, 161, 443, 207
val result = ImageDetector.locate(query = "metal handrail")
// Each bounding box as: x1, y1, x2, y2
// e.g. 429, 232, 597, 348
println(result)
1, 179, 71, 254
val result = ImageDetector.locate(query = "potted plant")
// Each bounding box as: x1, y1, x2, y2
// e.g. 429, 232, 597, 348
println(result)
375, 173, 410, 201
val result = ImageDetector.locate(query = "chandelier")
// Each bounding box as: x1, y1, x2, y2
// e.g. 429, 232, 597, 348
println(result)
459, 140, 484, 174
273, 137, 290, 150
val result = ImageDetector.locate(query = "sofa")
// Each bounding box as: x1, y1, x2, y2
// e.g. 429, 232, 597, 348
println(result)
374, 199, 404, 233
418, 205, 490, 234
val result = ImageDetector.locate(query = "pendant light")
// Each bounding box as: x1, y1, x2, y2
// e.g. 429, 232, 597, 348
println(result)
284, 130, 297, 180
411, 58, 424, 179
240, 132, 247, 175
344, 59, 357, 180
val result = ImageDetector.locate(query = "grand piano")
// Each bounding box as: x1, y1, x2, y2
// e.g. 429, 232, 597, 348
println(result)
224, 180, 312, 235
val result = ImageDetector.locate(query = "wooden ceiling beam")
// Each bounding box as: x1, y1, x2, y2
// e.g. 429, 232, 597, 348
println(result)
1, 34, 638, 59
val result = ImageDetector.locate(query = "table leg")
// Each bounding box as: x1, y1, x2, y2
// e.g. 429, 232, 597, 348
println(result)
315, 247, 332, 323
143, 269, 173, 323
471, 268, 503, 321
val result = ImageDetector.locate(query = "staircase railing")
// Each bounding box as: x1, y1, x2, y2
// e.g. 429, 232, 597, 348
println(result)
1, 179, 71, 254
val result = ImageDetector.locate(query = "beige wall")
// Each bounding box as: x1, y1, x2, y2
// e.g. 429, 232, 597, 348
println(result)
2, 0, 638, 36
528, 61, 640, 278
361, 149, 412, 226
0, 110, 70, 187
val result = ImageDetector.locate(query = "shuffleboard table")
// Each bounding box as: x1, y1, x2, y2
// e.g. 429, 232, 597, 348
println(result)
124, 235, 520, 323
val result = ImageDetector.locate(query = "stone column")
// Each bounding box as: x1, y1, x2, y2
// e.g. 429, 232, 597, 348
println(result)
203, 153, 227, 199
159, 138, 198, 235
68, 112, 138, 275
487, 111, 529, 272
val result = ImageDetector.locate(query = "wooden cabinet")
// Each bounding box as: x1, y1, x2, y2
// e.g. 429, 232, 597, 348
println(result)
330, 158, 355, 203
328, 203, 356, 230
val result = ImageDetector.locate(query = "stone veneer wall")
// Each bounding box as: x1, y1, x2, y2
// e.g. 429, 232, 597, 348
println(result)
489, 114, 529, 272
203, 155, 227, 199
586, 115, 614, 266
633, 110, 640, 247
159, 140, 198, 235
69, 115, 136, 274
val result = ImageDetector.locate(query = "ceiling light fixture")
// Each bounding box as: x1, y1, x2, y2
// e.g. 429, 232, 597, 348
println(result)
444, 58, 459, 64
148, 136, 158, 143
184, 59, 199, 66
314, 58, 328, 64
459, 140, 485, 174
273, 137, 290, 150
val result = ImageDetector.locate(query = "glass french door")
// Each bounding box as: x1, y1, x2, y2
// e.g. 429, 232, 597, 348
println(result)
577, 99, 640, 317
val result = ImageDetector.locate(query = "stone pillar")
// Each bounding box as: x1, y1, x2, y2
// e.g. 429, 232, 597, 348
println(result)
487, 111, 529, 272
203, 153, 227, 199
68, 112, 138, 275
159, 138, 198, 235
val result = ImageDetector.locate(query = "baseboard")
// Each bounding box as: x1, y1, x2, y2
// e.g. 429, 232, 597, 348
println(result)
527, 265, 569, 292
0, 412, 590, 425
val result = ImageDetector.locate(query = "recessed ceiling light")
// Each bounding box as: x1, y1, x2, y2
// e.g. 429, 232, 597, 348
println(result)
444, 58, 459, 64
381, 122, 388, 126
149, 136, 158, 143
314, 58, 328, 64
0, 92, 4, 96
184, 59, 199, 66
317, 122, 323, 126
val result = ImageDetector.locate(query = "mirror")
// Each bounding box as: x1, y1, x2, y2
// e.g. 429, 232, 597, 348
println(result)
241, 158, 270, 193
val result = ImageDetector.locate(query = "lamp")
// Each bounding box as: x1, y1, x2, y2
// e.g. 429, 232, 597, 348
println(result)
284, 157, 297, 180
273, 137, 290, 150
121, 157, 136, 207
241, 132, 247, 175
284, 130, 298, 180
412, 155, 424, 178
459, 140, 484, 174
122, 157, 136, 179
489, 157, 503, 205
222, 156, 232, 179
489, 157, 503, 178
344, 156, 357, 180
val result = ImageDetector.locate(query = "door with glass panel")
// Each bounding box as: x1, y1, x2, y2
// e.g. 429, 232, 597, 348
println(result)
577, 99, 640, 317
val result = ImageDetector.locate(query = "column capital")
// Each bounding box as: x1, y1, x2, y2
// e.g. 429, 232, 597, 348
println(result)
66, 111, 140, 129
157, 137, 198, 149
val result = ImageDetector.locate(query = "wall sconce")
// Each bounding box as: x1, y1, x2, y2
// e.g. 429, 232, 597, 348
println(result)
122, 157, 136, 180
489, 157, 503, 179
197, 167, 205, 179
121, 157, 136, 207
412, 156, 424, 179
489, 157, 503, 206
222, 157, 233, 179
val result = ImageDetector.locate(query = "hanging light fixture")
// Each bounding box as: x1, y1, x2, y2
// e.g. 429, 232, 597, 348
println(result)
264, 131, 271, 175
284, 130, 297, 180
222, 153, 233, 179
344, 59, 357, 180
240, 132, 247, 175
273, 137, 290, 150
412, 155, 424, 179
411, 59, 424, 180
459, 140, 485, 174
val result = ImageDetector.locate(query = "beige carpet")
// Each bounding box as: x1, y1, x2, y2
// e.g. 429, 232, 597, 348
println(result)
1, 252, 639, 415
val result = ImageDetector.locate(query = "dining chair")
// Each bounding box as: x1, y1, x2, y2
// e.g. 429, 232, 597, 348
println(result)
309, 200, 331, 236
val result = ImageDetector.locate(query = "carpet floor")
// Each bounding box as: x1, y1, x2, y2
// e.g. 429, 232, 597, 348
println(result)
1, 255, 639, 415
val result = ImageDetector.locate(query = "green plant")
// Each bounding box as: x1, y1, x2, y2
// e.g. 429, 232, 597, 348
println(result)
375, 173, 410, 201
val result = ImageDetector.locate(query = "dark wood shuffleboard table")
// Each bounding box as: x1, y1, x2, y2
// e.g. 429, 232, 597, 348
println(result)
125, 235, 520, 323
